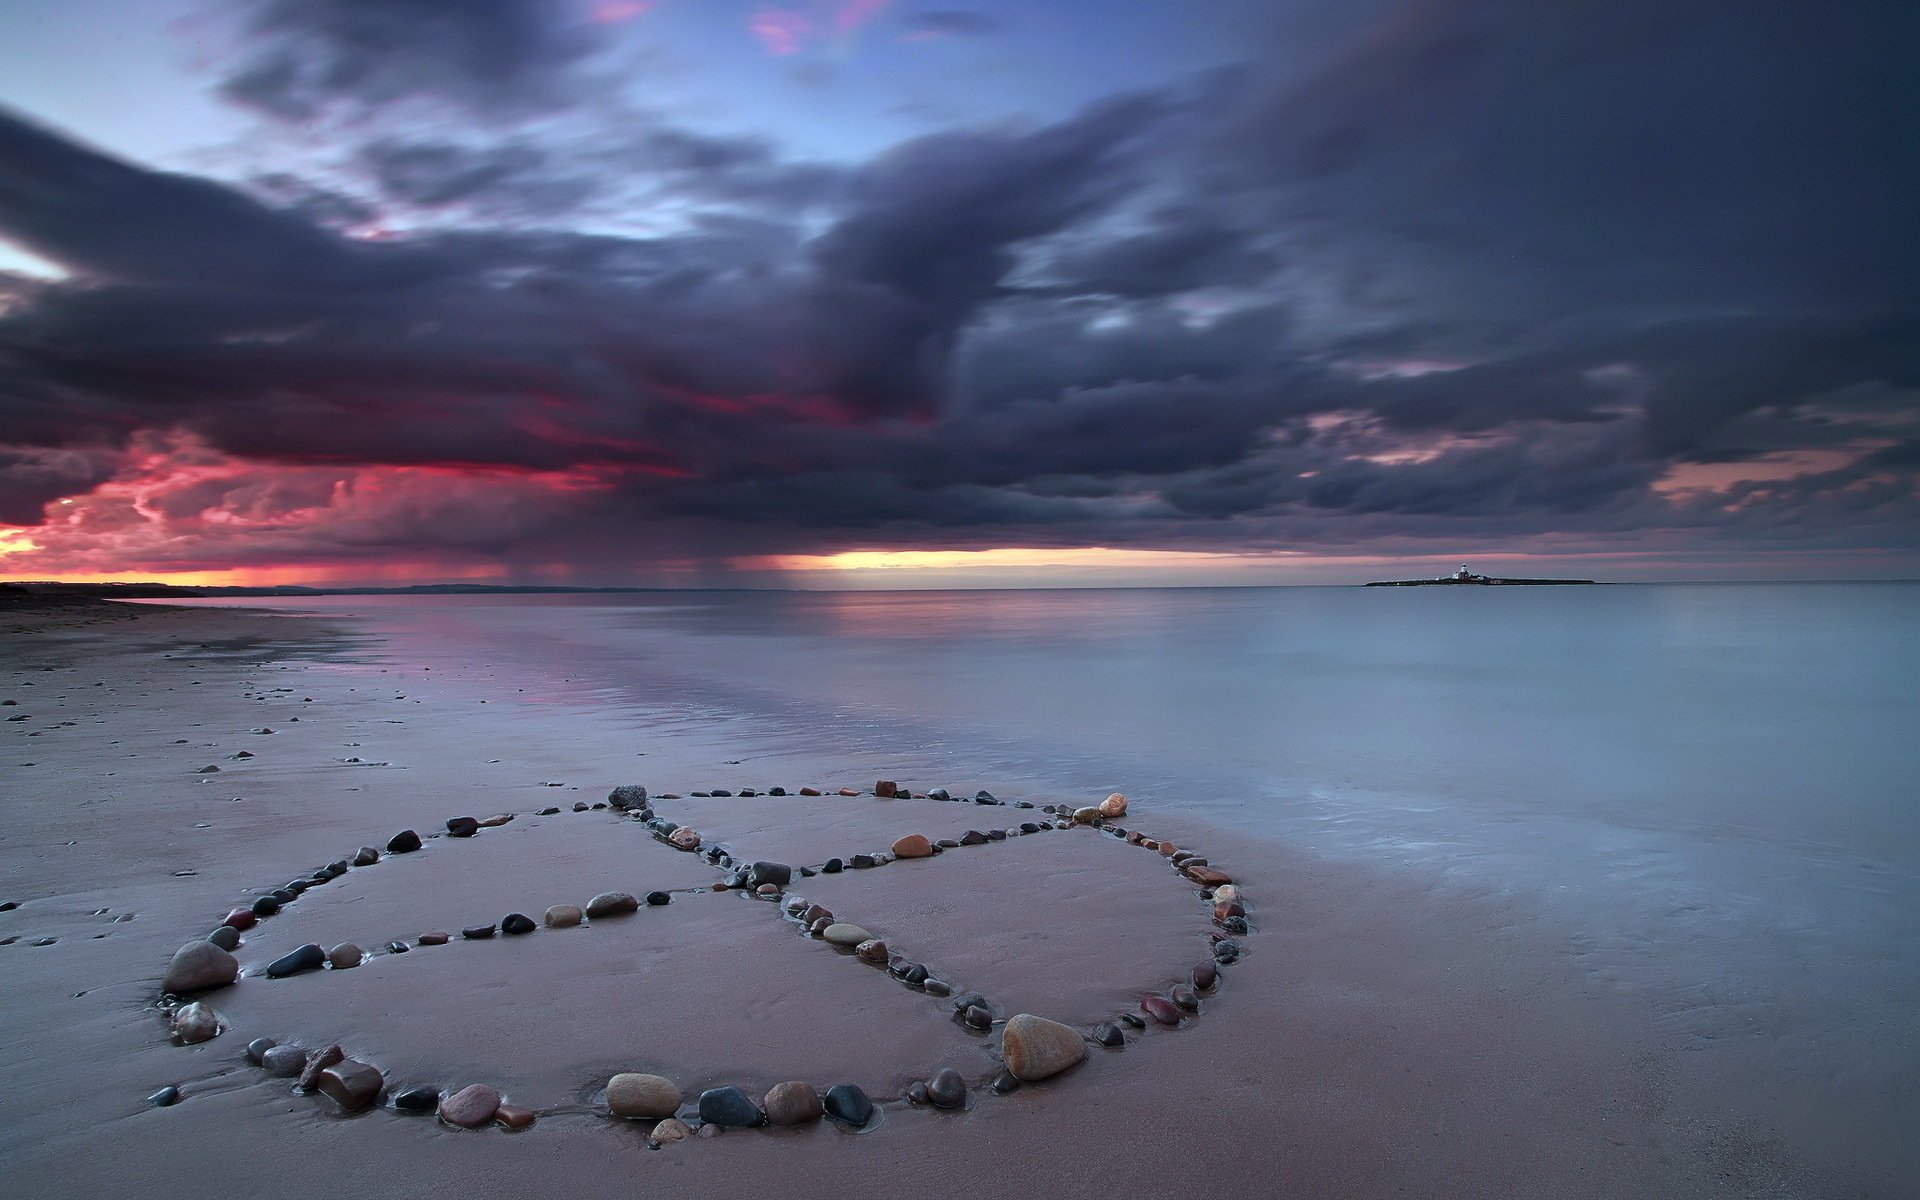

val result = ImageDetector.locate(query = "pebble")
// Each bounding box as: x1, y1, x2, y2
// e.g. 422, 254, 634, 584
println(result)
1221, 916, 1249, 935
545, 905, 582, 928
351, 846, 379, 867
205, 926, 241, 951
755, 883, 780, 896
991, 1070, 1021, 1094
1100, 792, 1129, 818
317, 1059, 384, 1111
822, 923, 872, 946
927, 1067, 967, 1109
906, 1081, 930, 1106
298, 1044, 344, 1091
645, 891, 671, 907
959, 830, 988, 846
501, 913, 536, 935
608, 785, 649, 809
1141, 995, 1182, 1025
327, 942, 362, 969
262, 1045, 306, 1076
250, 896, 281, 917
890, 834, 933, 859
606, 1073, 682, 1120
823, 1084, 874, 1127
246, 1037, 276, 1064
1171, 984, 1200, 1012
221, 908, 257, 932
697, 1086, 763, 1127
962, 1004, 993, 1030
1120, 1012, 1146, 1029
270, 888, 299, 904
763, 1080, 822, 1125
585, 892, 639, 918
799, 787, 822, 796
838, 788, 859, 796
1072, 806, 1102, 824
393, 1086, 439, 1112
1019, 822, 1041, 834
446, 817, 480, 838
163, 941, 238, 993
462, 924, 496, 939
801, 904, 832, 925
1213, 939, 1241, 963
439, 1083, 501, 1128
667, 827, 701, 850
821, 858, 843, 873
1093, 1022, 1125, 1047
855, 938, 889, 964
650, 1117, 691, 1145
419, 932, 450, 946
536, 806, 560, 816
850, 854, 877, 869
1001, 1013, 1087, 1081
1185, 864, 1234, 887
266, 943, 326, 978
975, 791, 997, 804
747, 862, 792, 888
494, 1103, 535, 1130
1193, 962, 1220, 991
808, 916, 834, 935
172, 1001, 221, 1044
924, 978, 952, 997
1211, 884, 1241, 906
476, 815, 513, 828
147, 1086, 181, 1107
874, 780, 898, 797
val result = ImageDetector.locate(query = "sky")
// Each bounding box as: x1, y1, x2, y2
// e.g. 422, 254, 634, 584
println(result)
0, 0, 1913, 588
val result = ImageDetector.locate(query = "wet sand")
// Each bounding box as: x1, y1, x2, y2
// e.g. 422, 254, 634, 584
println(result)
0, 598, 1873, 1197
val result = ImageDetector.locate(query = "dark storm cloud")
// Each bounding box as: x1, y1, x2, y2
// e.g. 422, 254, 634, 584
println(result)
1, 0, 1916, 576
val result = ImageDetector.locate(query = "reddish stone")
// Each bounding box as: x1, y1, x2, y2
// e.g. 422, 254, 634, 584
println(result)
1192, 962, 1220, 991
477, 814, 513, 827
1185, 865, 1234, 887
316, 1059, 383, 1111
221, 908, 257, 932
874, 780, 898, 798
798, 787, 822, 796
1158, 842, 1178, 857
890, 834, 933, 859
1213, 901, 1245, 922
494, 1103, 536, 1130
1141, 995, 1183, 1025
837, 788, 859, 796
297, 1044, 344, 1091
439, 1083, 501, 1128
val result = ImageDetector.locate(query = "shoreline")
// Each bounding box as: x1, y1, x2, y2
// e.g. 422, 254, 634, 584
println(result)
0, 600, 1881, 1197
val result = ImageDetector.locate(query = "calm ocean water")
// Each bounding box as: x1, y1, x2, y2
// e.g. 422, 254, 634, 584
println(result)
195, 583, 1920, 1108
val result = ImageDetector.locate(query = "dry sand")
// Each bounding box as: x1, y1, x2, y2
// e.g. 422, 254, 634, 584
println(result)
0, 598, 1855, 1197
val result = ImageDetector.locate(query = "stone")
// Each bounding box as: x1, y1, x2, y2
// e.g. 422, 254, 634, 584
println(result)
962, 1005, 993, 1030
822, 923, 872, 947
1221, 916, 1249, 935
262, 1045, 306, 1076
419, 931, 450, 946
267, 943, 326, 978
821, 858, 843, 874
763, 1080, 822, 1126
270, 888, 299, 904
172, 1001, 220, 1044
439, 1083, 501, 1128
927, 1067, 967, 1109
769, 787, 787, 796
606, 1073, 682, 1120
1141, 995, 1182, 1025
823, 1084, 874, 1127
221, 908, 257, 932
608, 785, 649, 809
1185, 864, 1234, 887
1213, 939, 1242, 963
924, 978, 952, 997
545, 904, 582, 928
838, 788, 859, 797
250, 896, 281, 917
991, 1070, 1021, 1094
317, 1060, 383, 1111
501, 913, 536, 935
326, 942, 362, 969
1214, 900, 1245, 921
446, 817, 480, 838
850, 853, 877, 869
890, 833, 933, 859
808, 916, 833, 936
1093, 1022, 1125, 1047
1171, 984, 1201, 1012
352, 846, 379, 867
755, 883, 780, 896
536, 806, 560, 816
874, 780, 898, 797
1192, 962, 1220, 991
855, 938, 889, 964
906, 1081, 930, 1106
246, 1037, 276, 1064
163, 941, 238, 994
1072, 806, 1102, 824
462, 924, 496, 939
697, 1086, 763, 1127
298, 1044, 344, 1091
959, 830, 988, 846
650, 1117, 691, 1145
974, 791, 997, 804
1019, 822, 1041, 834
393, 1086, 439, 1112
1002, 1014, 1087, 1081
667, 826, 701, 851
206, 926, 241, 951
585, 892, 639, 918
147, 1086, 181, 1107
1119, 1012, 1146, 1029
746, 862, 792, 888
927, 787, 952, 801
1211, 884, 1241, 906
476, 814, 513, 828
801, 904, 832, 925
645, 891, 671, 907
1099, 792, 1128, 818
799, 787, 822, 796
494, 1103, 535, 1130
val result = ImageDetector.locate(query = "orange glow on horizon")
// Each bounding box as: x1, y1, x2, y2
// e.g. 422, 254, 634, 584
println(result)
744, 547, 1321, 572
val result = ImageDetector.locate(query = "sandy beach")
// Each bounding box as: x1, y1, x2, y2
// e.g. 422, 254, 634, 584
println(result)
0, 597, 1891, 1198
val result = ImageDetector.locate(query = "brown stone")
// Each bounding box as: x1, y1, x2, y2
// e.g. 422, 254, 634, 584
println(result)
418, 931, 450, 945
855, 938, 889, 963
439, 1083, 501, 1128
1158, 842, 1178, 856
874, 780, 898, 797
1001, 1014, 1087, 1082
162, 941, 238, 994
545, 904, 582, 928
1141, 995, 1183, 1025
606, 1073, 681, 1119
1099, 792, 1128, 818
477, 814, 513, 827
667, 826, 701, 850
763, 1080, 822, 1125
650, 1117, 691, 1145
890, 833, 933, 859
298, 1044, 344, 1091
798, 787, 822, 796
1185, 864, 1234, 887
1213, 901, 1245, 921
837, 788, 859, 796
494, 1103, 535, 1130
317, 1059, 383, 1111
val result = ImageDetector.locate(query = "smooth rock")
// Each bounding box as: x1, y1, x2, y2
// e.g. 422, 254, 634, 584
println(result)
697, 1086, 762, 1127
1171, 984, 1201, 1012
991, 1070, 1021, 1094
246, 1037, 276, 1064
645, 891, 671, 907
823, 1084, 874, 1127
746, 862, 792, 888
1120, 1012, 1146, 1029
352, 846, 379, 867
821, 858, 843, 874
327, 942, 362, 969
461, 924, 496, 940
205, 926, 241, 952
763, 1080, 822, 1126
927, 1067, 967, 1109
317, 1060, 383, 1111
545, 904, 582, 928
798, 787, 822, 796
850, 854, 877, 869
163, 941, 238, 994
1213, 939, 1242, 963
439, 1083, 501, 1128
667, 826, 701, 850
890, 834, 933, 859
906, 1081, 930, 1106
1221, 916, 1249, 935
1093, 1022, 1125, 1047
1141, 995, 1183, 1025
262, 1045, 306, 1076
221, 908, 257, 932
650, 1117, 691, 1145
959, 830, 988, 846
476, 814, 513, 828
1099, 792, 1128, 818
855, 938, 889, 964
822, 923, 872, 947
962, 1004, 993, 1030
446, 817, 480, 838
585, 892, 639, 918
393, 1086, 440, 1112
1072, 806, 1102, 824
606, 1073, 681, 1120
494, 1103, 535, 1130
1001, 1013, 1087, 1081
419, 932, 450, 946
298, 1044, 344, 1090
501, 913, 536, 935
1185, 865, 1234, 887
172, 1001, 221, 1044
266, 943, 326, 978
1211, 884, 1241, 906
250, 896, 281, 917
1192, 962, 1220, 991
874, 780, 898, 797
147, 1086, 181, 1107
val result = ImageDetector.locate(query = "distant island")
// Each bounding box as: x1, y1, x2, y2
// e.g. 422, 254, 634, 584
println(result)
1366, 564, 1598, 587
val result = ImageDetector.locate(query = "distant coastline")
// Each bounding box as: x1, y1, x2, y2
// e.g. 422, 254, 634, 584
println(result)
1365, 565, 1598, 587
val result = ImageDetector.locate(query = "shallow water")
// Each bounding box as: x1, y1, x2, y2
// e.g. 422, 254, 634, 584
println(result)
180, 582, 1920, 1132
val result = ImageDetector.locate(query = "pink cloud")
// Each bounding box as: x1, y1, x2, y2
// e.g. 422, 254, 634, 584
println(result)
749, 0, 891, 57
749, 8, 813, 56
